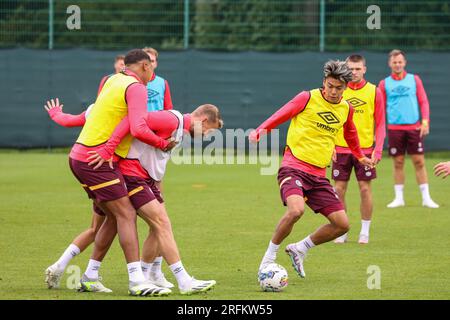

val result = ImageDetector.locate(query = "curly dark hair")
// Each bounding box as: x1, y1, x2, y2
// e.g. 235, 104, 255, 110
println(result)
124, 49, 150, 66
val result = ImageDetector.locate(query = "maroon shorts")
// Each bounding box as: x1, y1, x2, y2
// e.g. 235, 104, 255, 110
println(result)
123, 175, 164, 210
277, 166, 344, 216
332, 153, 376, 181
388, 129, 424, 156
69, 158, 128, 202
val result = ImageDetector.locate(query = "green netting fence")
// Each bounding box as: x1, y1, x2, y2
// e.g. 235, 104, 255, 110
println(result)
1, 0, 449, 51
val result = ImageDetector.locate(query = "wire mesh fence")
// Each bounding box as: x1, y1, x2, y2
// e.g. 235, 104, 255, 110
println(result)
1, 0, 449, 51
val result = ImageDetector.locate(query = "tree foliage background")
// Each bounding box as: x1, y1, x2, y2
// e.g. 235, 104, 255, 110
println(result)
1, 0, 449, 51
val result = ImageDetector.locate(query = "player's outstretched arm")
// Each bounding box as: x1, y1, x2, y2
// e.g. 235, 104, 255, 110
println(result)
249, 91, 310, 143
44, 98, 86, 127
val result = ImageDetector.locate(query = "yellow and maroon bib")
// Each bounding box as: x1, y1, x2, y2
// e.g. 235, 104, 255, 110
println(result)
76, 72, 138, 157
335, 82, 376, 148
286, 88, 350, 168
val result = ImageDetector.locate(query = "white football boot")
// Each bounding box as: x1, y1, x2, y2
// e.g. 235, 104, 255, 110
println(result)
45, 264, 64, 289
148, 272, 175, 289
387, 199, 405, 208
334, 233, 348, 244
358, 234, 369, 244
179, 278, 216, 295
285, 244, 306, 278
423, 199, 439, 208
128, 280, 171, 297
77, 275, 113, 293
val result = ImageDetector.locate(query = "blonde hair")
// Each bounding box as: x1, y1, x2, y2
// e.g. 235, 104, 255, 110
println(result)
192, 104, 223, 129
346, 54, 366, 66
143, 47, 159, 60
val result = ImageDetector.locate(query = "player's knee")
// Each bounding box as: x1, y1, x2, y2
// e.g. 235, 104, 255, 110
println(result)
158, 214, 171, 231
336, 222, 350, 235
116, 206, 136, 220
413, 158, 425, 169
286, 204, 304, 222
394, 158, 405, 168
151, 211, 171, 231
359, 185, 371, 197
115, 209, 137, 226
333, 217, 350, 234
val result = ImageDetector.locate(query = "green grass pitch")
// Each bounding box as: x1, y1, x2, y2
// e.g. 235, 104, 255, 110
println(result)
0, 151, 449, 300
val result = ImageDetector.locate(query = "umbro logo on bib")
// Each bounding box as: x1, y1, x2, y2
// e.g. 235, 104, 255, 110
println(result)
392, 85, 410, 95
148, 89, 159, 99
346, 97, 366, 108
317, 111, 340, 124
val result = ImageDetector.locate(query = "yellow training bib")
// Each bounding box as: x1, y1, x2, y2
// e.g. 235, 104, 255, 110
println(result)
286, 89, 350, 168
335, 82, 376, 148
76, 72, 138, 157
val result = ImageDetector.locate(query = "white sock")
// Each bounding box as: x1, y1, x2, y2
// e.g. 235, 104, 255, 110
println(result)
361, 220, 371, 236
394, 184, 404, 201
260, 241, 279, 268
141, 261, 152, 280
169, 261, 191, 289
419, 183, 431, 202
150, 256, 163, 277
54, 244, 80, 271
127, 261, 146, 284
84, 259, 101, 280
295, 236, 316, 254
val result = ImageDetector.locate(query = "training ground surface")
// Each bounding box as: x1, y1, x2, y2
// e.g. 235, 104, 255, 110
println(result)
0, 151, 449, 300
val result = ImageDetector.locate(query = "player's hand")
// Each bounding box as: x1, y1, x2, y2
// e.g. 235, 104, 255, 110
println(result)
358, 156, 375, 169
417, 122, 429, 138
434, 161, 450, 179
87, 151, 113, 170
162, 138, 177, 152
371, 151, 381, 165
44, 98, 63, 114
332, 149, 337, 162
249, 130, 260, 143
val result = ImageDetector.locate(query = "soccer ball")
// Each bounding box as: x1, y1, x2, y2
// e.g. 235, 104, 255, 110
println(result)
258, 263, 288, 292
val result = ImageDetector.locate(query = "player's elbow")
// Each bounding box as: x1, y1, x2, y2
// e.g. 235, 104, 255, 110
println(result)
129, 125, 139, 137
129, 126, 145, 140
